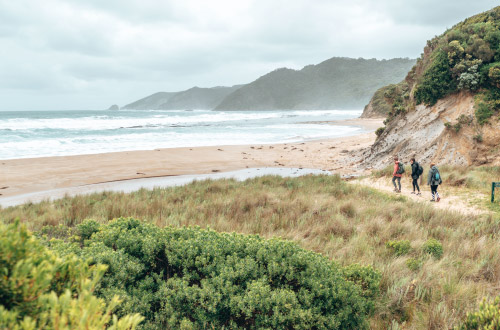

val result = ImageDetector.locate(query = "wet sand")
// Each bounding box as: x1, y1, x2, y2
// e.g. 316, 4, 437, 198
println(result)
0, 118, 382, 203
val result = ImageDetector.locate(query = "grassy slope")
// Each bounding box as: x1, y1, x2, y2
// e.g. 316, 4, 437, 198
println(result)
1, 174, 500, 328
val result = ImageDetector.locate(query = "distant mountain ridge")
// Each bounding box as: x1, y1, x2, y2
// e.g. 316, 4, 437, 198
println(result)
121, 57, 416, 110
216, 57, 416, 110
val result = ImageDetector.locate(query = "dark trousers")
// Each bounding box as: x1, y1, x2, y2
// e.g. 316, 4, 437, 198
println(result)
412, 178, 420, 192
431, 185, 439, 199
392, 176, 401, 191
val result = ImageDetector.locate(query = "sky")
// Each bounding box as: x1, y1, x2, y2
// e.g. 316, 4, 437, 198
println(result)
0, 0, 498, 111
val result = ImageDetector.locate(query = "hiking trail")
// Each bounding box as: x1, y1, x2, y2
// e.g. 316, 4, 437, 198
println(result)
353, 176, 490, 216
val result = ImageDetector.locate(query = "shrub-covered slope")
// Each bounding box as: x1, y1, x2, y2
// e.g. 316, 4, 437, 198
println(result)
360, 6, 500, 167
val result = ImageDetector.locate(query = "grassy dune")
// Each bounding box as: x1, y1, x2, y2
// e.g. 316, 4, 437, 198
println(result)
1, 174, 500, 328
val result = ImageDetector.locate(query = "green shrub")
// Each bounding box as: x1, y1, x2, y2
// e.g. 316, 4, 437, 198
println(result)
455, 297, 500, 329
342, 263, 381, 313
0, 221, 142, 329
475, 101, 494, 125
50, 218, 379, 330
473, 134, 484, 143
77, 219, 101, 241
375, 127, 385, 137
415, 50, 457, 106
406, 258, 423, 271
422, 238, 444, 259
386, 240, 412, 256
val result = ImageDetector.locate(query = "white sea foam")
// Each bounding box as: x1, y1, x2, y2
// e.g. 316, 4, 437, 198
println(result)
0, 109, 363, 159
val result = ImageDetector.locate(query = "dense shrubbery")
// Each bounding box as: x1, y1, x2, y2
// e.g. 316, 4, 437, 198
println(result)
414, 9, 500, 118
414, 50, 457, 106
370, 7, 500, 127
48, 218, 380, 330
0, 221, 142, 330
456, 297, 500, 329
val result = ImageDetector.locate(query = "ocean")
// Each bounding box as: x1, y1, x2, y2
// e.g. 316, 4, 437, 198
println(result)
0, 109, 362, 160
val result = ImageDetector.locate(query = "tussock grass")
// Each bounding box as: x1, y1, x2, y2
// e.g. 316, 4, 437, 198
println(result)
1, 174, 500, 328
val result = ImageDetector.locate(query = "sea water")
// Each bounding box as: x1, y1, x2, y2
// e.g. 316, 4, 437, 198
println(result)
0, 109, 362, 160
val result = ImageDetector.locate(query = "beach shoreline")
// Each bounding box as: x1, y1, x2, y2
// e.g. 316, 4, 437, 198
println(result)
0, 118, 382, 201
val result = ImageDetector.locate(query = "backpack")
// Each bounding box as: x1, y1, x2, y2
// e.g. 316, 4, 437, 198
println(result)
417, 163, 424, 176
397, 163, 405, 174
435, 171, 440, 181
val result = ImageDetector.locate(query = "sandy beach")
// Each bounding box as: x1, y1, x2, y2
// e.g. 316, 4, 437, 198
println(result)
0, 118, 382, 200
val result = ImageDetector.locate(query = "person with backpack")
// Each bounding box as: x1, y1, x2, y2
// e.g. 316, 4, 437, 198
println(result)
427, 162, 442, 202
410, 158, 423, 196
392, 156, 404, 193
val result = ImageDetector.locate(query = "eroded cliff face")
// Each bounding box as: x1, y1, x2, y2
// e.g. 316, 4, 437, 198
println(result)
357, 92, 500, 169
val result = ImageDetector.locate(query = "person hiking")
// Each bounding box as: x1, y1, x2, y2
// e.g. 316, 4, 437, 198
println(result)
410, 158, 423, 196
392, 156, 404, 193
427, 162, 442, 202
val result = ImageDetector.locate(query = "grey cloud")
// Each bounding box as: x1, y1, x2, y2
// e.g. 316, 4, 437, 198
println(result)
0, 0, 499, 110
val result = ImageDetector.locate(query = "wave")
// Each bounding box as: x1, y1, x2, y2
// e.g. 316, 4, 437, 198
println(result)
0, 109, 364, 159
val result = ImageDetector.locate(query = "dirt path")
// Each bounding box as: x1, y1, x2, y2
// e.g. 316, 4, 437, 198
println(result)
354, 176, 490, 216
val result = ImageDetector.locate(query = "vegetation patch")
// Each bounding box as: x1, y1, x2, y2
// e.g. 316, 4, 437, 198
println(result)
385, 240, 412, 256
3, 173, 500, 329
456, 297, 500, 329
422, 238, 444, 259
0, 221, 142, 329
47, 218, 378, 330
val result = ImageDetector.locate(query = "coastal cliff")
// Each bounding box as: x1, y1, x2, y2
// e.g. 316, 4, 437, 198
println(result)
360, 6, 500, 168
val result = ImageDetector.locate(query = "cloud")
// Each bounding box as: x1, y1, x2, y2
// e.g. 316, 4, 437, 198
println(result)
0, 0, 498, 110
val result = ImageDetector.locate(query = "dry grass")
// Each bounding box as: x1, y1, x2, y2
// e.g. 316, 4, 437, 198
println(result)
1, 174, 500, 329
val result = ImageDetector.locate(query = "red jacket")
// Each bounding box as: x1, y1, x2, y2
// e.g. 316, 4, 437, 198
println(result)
393, 161, 402, 177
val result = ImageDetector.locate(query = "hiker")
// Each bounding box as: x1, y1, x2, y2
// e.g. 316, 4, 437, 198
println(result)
392, 156, 404, 193
427, 162, 442, 202
410, 158, 423, 196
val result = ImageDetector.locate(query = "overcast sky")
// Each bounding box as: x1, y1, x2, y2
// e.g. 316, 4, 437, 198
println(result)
0, 0, 498, 110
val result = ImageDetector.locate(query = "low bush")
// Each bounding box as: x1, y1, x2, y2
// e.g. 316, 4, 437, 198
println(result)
422, 238, 444, 259
475, 101, 494, 125
49, 218, 379, 330
473, 134, 484, 143
0, 221, 142, 329
406, 258, 423, 271
375, 127, 385, 137
385, 240, 412, 257
456, 297, 500, 329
